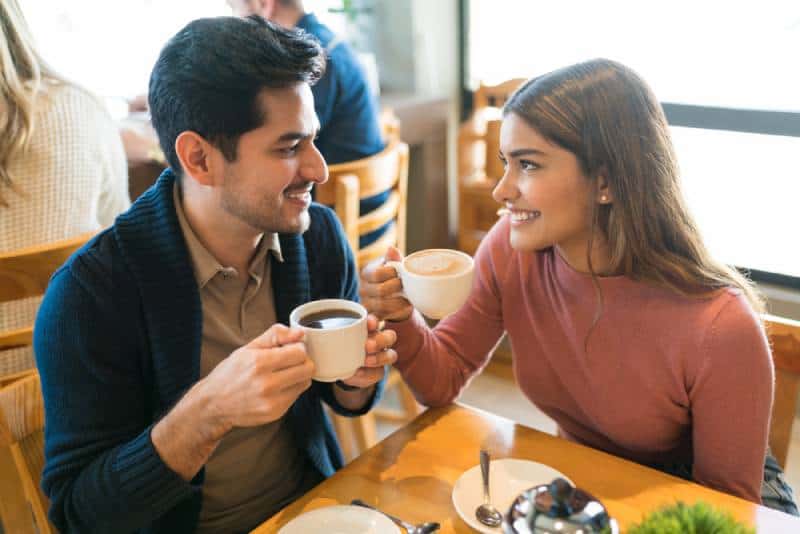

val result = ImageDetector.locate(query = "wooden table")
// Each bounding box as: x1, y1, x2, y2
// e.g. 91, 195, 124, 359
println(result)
254, 404, 799, 533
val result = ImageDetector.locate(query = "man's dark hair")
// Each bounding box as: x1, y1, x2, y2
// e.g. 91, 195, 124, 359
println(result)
148, 15, 325, 174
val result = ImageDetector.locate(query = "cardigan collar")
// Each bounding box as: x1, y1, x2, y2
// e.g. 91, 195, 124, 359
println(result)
112, 169, 310, 407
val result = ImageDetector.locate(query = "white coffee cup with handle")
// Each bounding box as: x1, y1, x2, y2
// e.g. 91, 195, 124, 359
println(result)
290, 299, 368, 382
386, 249, 474, 319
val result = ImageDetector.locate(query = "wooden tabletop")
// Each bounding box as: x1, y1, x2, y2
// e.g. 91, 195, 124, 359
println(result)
254, 404, 800, 533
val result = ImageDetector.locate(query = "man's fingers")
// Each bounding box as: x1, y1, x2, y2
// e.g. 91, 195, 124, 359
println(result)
251, 323, 305, 348
364, 349, 398, 368
366, 329, 397, 354
270, 357, 315, 392
256, 342, 309, 372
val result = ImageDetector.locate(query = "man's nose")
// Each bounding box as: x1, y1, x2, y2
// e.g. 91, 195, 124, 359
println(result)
301, 145, 328, 184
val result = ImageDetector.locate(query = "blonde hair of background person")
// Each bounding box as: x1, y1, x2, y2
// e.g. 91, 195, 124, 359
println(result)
0, 0, 130, 376
0, 0, 68, 204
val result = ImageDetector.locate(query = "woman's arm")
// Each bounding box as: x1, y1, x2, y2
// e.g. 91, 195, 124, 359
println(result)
689, 292, 773, 503
368, 220, 512, 407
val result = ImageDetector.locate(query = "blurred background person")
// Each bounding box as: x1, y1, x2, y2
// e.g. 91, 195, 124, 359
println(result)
228, 0, 389, 247
0, 0, 130, 377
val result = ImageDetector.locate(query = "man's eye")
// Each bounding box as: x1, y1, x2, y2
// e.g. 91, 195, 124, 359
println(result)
280, 145, 299, 155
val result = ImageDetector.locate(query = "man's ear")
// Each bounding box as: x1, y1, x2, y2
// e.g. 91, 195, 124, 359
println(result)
174, 131, 219, 187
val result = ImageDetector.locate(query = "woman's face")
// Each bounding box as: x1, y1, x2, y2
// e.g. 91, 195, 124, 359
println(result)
492, 113, 604, 260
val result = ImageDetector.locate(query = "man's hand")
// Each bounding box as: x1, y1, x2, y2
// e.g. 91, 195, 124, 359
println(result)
333, 315, 397, 410
201, 324, 315, 432
359, 247, 414, 321
151, 324, 315, 480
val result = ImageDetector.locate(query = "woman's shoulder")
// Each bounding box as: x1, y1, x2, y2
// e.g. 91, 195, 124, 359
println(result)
40, 83, 112, 125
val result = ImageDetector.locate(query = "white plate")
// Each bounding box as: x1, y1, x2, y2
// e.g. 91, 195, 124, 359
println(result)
452, 458, 571, 533
278, 505, 401, 534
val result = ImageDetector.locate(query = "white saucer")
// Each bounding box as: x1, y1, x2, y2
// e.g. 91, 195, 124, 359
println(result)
452, 458, 571, 533
278, 505, 401, 534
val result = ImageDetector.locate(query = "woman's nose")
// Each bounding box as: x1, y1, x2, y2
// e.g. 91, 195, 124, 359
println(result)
492, 170, 517, 204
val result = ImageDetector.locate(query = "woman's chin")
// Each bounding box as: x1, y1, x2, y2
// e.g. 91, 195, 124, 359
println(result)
509, 231, 550, 252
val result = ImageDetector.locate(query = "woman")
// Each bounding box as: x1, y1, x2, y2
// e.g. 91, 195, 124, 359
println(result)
0, 0, 130, 376
361, 59, 797, 514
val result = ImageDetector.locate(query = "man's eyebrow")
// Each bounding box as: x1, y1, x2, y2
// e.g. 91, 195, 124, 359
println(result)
277, 128, 319, 143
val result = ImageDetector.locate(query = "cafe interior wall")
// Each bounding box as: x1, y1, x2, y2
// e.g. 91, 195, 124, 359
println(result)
368, 0, 462, 250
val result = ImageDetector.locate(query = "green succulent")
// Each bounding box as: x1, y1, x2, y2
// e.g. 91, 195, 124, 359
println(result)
627, 501, 754, 534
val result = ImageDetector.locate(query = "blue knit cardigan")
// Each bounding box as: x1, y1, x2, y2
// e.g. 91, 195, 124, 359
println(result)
33, 170, 382, 533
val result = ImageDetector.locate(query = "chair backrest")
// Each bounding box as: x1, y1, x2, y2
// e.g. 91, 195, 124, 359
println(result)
0, 232, 92, 352
0, 234, 89, 533
316, 141, 409, 269
766, 314, 800, 469
473, 78, 527, 110
0, 370, 51, 533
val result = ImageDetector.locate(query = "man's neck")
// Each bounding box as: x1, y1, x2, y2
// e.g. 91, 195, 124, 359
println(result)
180, 185, 262, 275
272, 8, 305, 29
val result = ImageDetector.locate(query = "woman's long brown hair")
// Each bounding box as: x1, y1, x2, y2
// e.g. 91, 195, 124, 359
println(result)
504, 58, 764, 314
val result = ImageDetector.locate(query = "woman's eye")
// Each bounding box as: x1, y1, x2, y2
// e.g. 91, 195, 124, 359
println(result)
520, 159, 539, 171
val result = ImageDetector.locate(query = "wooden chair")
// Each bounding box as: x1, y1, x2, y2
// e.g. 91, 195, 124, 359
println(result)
316, 141, 423, 460
316, 140, 409, 270
766, 314, 800, 469
457, 79, 526, 255
0, 232, 91, 533
0, 371, 50, 534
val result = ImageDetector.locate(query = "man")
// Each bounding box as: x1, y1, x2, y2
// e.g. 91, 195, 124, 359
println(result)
228, 0, 389, 247
34, 16, 396, 534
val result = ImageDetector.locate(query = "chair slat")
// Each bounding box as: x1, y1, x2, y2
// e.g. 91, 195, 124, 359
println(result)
357, 223, 397, 267
358, 190, 399, 236
0, 372, 44, 446
0, 327, 34, 352
0, 232, 92, 303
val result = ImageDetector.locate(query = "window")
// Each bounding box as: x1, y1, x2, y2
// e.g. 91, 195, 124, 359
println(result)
20, 0, 345, 112
464, 0, 800, 283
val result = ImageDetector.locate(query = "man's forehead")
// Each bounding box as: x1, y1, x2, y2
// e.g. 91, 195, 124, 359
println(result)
256, 84, 318, 131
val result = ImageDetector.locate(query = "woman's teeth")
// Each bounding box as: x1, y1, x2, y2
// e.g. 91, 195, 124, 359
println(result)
511, 210, 539, 222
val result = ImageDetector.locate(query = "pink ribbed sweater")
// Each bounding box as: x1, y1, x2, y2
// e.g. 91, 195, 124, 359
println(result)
392, 218, 772, 503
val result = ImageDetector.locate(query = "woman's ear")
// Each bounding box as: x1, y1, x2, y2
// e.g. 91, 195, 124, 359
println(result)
595, 173, 613, 204
174, 131, 219, 187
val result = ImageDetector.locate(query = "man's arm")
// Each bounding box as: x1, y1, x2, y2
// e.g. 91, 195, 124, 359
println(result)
35, 265, 196, 533
151, 325, 313, 480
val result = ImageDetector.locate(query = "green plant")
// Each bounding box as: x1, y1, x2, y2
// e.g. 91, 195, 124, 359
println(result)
627, 501, 754, 534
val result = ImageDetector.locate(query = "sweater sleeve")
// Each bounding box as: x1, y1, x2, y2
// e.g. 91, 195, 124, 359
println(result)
689, 292, 773, 503
34, 255, 197, 533
391, 219, 509, 407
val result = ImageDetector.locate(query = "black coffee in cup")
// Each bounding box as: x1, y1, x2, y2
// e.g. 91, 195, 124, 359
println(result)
299, 308, 362, 329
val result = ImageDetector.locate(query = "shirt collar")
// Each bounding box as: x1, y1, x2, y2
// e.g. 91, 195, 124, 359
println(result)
172, 183, 282, 288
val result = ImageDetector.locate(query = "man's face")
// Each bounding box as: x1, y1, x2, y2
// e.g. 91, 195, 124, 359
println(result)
217, 83, 327, 235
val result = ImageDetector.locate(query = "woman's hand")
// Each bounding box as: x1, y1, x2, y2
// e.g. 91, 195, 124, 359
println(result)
359, 247, 414, 321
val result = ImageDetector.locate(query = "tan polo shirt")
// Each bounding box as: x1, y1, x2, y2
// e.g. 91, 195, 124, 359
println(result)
173, 185, 321, 533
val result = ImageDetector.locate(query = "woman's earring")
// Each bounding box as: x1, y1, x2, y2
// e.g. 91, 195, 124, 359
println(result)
600, 195, 608, 202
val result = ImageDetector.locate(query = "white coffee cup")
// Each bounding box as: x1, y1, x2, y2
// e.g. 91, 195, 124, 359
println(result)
386, 249, 474, 319
289, 299, 368, 382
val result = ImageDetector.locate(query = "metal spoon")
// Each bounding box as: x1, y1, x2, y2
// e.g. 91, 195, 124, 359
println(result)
351, 499, 440, 533
475, 449, 503, 528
